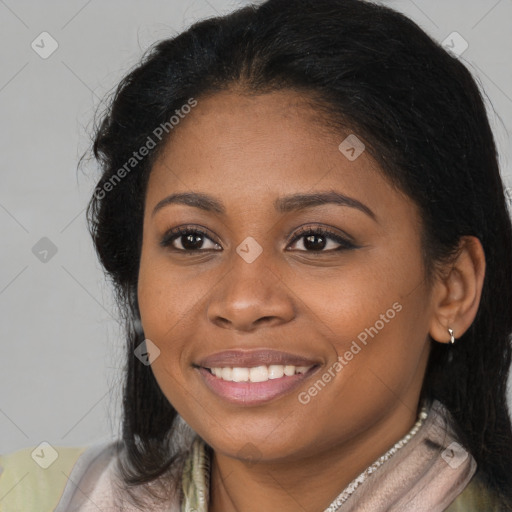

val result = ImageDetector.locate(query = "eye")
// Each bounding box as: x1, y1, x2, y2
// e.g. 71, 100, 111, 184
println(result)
160, 225, 357, 253
287, 226, 356, 252
160, 226, 221, 252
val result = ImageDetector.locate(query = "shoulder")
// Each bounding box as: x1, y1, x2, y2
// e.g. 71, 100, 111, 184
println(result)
445, 469, 509, 511
0, 442, 113, 512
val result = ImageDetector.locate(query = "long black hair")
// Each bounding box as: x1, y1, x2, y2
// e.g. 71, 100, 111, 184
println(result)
85, 0, 512, 507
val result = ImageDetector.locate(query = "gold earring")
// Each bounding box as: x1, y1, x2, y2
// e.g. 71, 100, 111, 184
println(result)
448, 328, 455, 344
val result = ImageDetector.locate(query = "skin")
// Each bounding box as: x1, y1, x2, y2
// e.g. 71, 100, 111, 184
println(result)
137, 89, 485, 512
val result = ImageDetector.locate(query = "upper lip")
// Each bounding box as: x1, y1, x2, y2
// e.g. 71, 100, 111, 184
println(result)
198, 349, 319, 368
196, 349, 321, 369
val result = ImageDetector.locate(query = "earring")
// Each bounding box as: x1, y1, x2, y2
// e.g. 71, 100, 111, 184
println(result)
448, 327, 455, 344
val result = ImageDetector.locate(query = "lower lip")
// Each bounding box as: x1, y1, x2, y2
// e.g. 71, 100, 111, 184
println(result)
197, 366, 319, 406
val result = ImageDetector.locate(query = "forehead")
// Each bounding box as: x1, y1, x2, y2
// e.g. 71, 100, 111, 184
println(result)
146, 89, 413, 220
159, 89, 343, 161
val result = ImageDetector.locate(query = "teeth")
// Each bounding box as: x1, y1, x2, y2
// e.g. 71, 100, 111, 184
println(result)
232, 367, 249, 382
268, 365, 284, 379
284, 365, 295, 376
208, 364, 312, 382
249, 366, 268, 382
221, 367, 232, 380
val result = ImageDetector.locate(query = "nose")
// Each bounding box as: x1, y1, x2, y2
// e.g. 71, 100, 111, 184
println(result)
206, 254, 296, 332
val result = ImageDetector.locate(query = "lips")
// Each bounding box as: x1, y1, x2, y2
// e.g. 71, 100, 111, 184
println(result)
196, 349, 320, 369
194, 349, 322, 405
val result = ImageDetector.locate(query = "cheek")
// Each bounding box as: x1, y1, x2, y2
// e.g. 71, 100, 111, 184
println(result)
137, 246, 202, 340
287, 247, 423, 345
137, 267, 172, 340
136, 258, 196, 412
287, 248, 430, 401
136, 247, 215, 404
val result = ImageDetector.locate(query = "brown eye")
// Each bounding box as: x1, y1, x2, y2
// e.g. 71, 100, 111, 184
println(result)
288, 226, 356, 252
160, 227, 221, 252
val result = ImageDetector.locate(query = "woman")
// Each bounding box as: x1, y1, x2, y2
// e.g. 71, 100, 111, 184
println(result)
1, 0, 511, 510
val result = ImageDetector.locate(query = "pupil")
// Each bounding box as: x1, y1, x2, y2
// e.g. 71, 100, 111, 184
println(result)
183, 233, 203, 250
304, 234, 326, 251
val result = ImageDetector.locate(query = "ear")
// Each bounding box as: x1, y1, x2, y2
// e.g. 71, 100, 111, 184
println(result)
429, 236, 486, 344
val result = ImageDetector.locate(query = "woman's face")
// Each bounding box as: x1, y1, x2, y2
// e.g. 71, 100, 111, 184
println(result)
138, 89, 434, 463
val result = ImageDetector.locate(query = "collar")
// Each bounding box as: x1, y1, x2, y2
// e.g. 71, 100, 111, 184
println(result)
180, 399, 477, 512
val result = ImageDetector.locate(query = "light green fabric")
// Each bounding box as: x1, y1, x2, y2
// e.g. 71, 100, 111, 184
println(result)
445, 471, 506, 511
0, 445, 87, 512
181, 437, 209, 512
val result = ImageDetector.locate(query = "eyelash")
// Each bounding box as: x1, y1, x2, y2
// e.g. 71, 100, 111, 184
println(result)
159, 225, 357, 253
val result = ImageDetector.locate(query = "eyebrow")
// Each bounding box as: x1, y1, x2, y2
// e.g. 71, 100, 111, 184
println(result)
151, 190, 376, 221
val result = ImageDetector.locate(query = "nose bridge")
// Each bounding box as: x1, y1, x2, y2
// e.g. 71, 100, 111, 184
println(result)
206, 240, 295, 331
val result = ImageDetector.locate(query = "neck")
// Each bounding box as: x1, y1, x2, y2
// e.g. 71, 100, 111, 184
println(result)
208, 400, 424, 512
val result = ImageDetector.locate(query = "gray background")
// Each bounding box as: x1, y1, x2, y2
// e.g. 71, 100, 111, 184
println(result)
1, 0, 511, 455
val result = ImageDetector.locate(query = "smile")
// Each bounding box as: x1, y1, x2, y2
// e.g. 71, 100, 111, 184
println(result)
206, 364, 313, 382
195, 349, 322, 405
